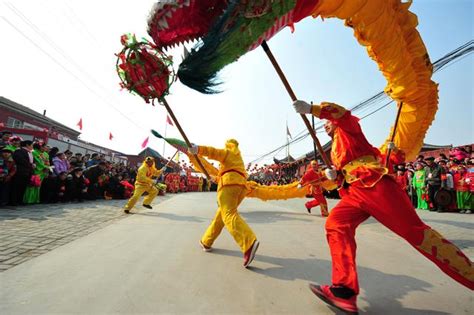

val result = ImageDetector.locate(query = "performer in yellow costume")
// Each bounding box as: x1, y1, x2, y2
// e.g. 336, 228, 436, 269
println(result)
189, 139, 259, 268
124, 156, 164, 214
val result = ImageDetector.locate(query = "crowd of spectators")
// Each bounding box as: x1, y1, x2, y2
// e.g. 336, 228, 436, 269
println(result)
2, 129, 471, 213
394, 146, 473, 214
0, 131, 138, 207
248, 162, 302, 186
248, 145, 474, 213
0, 131, 213, 208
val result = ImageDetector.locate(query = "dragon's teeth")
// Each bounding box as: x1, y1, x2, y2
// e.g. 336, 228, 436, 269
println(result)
183, 45, 190, 58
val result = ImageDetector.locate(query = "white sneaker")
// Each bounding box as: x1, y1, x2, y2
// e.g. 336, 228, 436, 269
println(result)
200, 241, 212, 252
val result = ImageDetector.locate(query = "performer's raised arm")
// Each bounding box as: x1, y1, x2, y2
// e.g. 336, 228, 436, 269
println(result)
189, 144, 227, 163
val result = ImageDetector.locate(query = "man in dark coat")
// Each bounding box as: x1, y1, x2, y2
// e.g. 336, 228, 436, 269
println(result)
84, 161, 107, 199
10, 140, 34, 206
424, 157, 444, 211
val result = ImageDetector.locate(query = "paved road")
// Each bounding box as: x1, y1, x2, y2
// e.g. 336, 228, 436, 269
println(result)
0, 196, 172, 272
0, 193, 472, 314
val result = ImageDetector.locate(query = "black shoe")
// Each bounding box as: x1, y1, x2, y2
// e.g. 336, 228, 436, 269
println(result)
306, 207, 312, 214
124, 209, 130, 214
143, 204, 152, 209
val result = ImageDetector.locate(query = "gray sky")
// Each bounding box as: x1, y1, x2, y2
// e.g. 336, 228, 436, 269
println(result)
1, 0, 472, 165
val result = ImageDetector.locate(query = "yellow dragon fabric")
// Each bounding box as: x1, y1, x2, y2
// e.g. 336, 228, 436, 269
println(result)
187, 153, 312, 200
312, 0, 438, 161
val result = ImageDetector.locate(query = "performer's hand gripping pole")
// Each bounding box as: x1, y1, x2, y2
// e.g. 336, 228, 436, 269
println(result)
161, 98, 211, 179
261, 41, 331, 167
385, 102, 404, 168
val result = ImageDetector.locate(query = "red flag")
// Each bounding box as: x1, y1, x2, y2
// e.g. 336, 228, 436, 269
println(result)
109, 132, 113, 140
166, 115, 174, 126
77, 118, 83, 130
141, 136, 149, 148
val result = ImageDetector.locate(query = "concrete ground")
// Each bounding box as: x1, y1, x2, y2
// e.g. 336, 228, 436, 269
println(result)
0, 192, 472, 314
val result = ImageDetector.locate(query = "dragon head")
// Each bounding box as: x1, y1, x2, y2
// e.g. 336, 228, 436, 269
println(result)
147, 0, 229, 49
148, 0, 319, 93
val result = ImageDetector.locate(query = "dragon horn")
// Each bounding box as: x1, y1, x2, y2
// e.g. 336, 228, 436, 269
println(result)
151, 129, 164, 139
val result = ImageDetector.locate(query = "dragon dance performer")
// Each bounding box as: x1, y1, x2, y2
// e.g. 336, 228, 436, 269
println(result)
298, 160, 328, 216
188, 139, 260, 268
123, 156, 164, 214
293, 100, 473, 314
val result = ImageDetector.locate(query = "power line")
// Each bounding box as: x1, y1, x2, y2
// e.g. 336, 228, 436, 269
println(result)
250, 40, 474, 164
2, 10, 146, 132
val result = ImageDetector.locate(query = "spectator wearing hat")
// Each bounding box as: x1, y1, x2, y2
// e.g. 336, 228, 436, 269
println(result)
123, 156, 164, 213
66, 167, 87, 202
413, 162, 428, 210
0, 147, 16, 206
5, 136, 22, 152
0, 131, 13, 147
10, 140, 34, 206
72, 153, 84, 168
424, 156, 444, 211
449, 147, 469, 162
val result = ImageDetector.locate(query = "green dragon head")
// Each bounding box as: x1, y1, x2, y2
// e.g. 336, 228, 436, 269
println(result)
148, 0, 319, 93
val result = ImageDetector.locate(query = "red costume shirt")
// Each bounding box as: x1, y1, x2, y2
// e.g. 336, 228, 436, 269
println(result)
312, 102, 387, 187
300, 167, 324, 195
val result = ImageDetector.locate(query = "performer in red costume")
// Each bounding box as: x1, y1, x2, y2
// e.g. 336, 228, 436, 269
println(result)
298, 160, 328, 216
293, 100, 473, 314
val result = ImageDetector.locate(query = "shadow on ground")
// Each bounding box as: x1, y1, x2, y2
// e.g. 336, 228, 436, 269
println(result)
241, 211, 313, 224
134, 212, 206, 223
134, 210, 315, 225
423, 218, 474, 230
211, 248, 449, 315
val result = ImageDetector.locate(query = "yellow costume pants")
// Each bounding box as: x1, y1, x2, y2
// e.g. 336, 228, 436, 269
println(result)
201, 185, 256, 253
124, 184, 158, 210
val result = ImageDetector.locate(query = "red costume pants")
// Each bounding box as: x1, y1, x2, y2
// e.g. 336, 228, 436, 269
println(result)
305, 194, 328, 215
326, 177, 473, 293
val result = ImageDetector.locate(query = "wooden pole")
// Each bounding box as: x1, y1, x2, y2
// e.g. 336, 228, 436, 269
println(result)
161, 98, 210, 179
261, 41, 331, 167
163, 149, 179, 169
385, 102, 404, 168
311, 102, 317, 161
